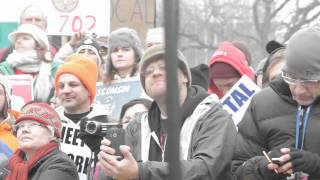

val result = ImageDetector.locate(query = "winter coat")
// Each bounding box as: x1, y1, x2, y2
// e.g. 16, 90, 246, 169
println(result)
28, 148, 79, 180
126, 85, 237, 180
232, 77, 320, 179
0, 120, 18, 153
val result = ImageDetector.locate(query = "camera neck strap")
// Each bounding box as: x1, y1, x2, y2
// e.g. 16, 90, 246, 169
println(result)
295, 105, 313, 150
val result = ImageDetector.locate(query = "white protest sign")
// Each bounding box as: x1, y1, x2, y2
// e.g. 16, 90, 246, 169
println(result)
60, 123, 92, 180
5, 75, 33, 111
0, 0, 110, 36
220, 75, 261, 125
95, 77, 150, 120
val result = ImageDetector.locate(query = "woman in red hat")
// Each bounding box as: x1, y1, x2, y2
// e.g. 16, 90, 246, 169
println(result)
5, 102, 79, 180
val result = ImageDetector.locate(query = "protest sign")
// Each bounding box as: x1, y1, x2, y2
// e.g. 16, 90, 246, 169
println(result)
220, 75, 261, 125
60, 123, 92, 180
95, 77, 149, 120
5, 75, 33, 111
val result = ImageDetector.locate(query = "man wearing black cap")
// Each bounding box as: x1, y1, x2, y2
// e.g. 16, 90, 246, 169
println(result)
98, 44, 237, 180
232, 27, 320, 180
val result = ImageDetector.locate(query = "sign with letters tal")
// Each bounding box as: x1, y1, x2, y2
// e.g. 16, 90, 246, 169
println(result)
221, 75, 261, 125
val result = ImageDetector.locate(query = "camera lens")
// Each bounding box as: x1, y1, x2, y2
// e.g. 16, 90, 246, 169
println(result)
86, 121, 98, 134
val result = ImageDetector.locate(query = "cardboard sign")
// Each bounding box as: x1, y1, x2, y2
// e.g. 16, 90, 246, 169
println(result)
110, 0, 156, 43
5, 75, 33, 111
95, 77, 149, 120
220, 75, 261, 125
60, 123, 92, 180
0, 0, 110, 36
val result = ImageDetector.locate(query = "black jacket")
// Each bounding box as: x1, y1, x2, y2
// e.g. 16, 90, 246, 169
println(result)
232, 78, 320, 180
28, 148, 79, 180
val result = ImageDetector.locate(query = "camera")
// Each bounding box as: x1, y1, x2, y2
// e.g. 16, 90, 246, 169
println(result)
80, 116, 125, 156
84, 121, 122, 135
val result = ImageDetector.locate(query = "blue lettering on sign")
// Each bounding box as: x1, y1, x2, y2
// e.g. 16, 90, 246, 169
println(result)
222, 83, 256, 113
239, 83, 255, 97
223, 97, 238, 112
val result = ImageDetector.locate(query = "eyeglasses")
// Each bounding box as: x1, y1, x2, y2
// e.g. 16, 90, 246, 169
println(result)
142, 64, 166, 77
281, 71, 320, 87
13, 122, 45, 134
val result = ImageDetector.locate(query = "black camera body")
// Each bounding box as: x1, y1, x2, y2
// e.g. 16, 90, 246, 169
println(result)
80, 116, 125, 157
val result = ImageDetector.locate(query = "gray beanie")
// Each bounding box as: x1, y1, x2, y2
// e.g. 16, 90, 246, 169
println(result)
140, 44, 191, 89
283, 27, 320, 79
107, 27, 143, 62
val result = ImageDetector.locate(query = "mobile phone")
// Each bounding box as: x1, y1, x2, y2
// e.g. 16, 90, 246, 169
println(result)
104, 127, 125, 157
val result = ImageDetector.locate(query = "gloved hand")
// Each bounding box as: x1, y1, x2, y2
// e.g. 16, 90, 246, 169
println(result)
290, 150, 320, 178
258, 154, 286, 180
234, 155, 286, 180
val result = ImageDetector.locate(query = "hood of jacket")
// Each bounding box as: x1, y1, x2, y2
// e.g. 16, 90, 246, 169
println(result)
208, 41, 254, 98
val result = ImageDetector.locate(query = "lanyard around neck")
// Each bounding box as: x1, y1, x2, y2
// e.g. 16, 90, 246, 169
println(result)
295, 105, 312, 150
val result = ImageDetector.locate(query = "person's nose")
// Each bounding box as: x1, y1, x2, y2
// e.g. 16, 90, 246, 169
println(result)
60, 85, 71, 94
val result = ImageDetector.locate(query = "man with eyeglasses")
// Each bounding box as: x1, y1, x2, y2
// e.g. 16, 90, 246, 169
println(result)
232, 27, 320, 180
97, 44, 237, 179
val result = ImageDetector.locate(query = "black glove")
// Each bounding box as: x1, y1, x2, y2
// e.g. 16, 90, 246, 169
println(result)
290, 150, 320, 178
257, 155, 286, 180
234, 156, 286, 180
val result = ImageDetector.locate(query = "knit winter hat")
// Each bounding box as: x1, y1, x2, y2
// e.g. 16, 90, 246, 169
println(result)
16, 102, 62, 138
107, 27, 143, 63
210, 62, 241, 79
140, 44, 191, 89
76, 38, 102, 66
283, 27, 320, 80
54, 53, 98, 103
8, 24, 49, 51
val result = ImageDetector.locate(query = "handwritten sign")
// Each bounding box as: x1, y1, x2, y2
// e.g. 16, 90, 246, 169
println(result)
221, 75, 261, 125
0, 0, 110, 36
60, 123, 92, 180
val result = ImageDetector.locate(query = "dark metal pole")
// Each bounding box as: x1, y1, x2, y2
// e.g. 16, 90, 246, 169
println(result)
163, 0, 181, 179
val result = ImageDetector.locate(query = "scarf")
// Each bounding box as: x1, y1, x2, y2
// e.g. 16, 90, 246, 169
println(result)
6, 50, 40, 73
148, 85, 208, 161
7, 50, 53, 102
5, 142, 58, 180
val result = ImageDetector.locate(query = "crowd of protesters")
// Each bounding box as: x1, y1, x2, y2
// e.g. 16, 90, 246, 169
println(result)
1, 3, 320, 180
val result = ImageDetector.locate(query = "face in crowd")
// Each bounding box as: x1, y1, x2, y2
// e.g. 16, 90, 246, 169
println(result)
56, 73, 91, 114
282, 71, 320, 106
111, 47, 136, 73
78, 48, 100, 66
121, 104, 148, 129
142, 58, 188, 100
20, 5, 47, 31
14, 34, 37, 53
14, 120, 53, 157
0, 85, 6, 115
213, 77, 240, 95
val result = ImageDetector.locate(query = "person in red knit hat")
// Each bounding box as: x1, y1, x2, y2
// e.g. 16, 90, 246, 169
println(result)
5, 102, 79, 180
208, 41, 254, 98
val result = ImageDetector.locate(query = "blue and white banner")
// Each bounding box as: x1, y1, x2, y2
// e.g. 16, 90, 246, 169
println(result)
221, 75, 261, 125
95, 77, 149, 120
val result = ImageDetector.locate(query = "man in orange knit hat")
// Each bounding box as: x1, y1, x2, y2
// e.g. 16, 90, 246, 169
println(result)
0, 76, 19, 157
54, 53, 108, 125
